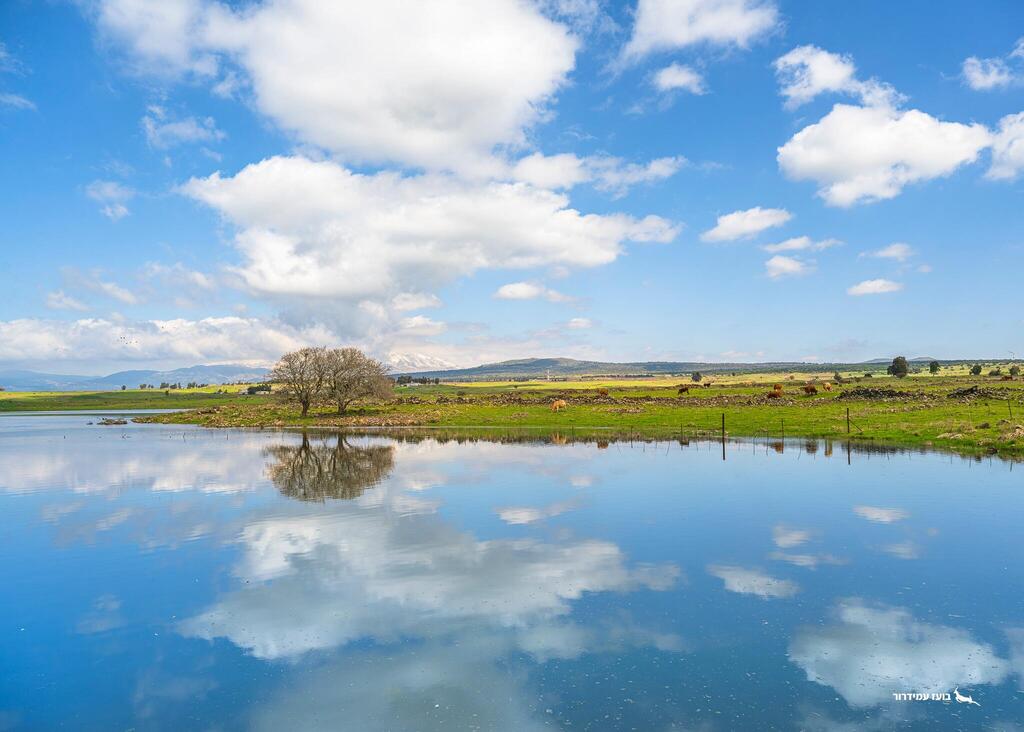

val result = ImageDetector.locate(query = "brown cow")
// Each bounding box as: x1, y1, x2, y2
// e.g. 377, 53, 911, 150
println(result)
765, 390, 782, 399
822, 382, 833, 391
551, 399, 568, 412
702, 382, 712, 388
802, 385, 818, 395
1001, 375, 1013, 381
677, 386, 690, 395
773, 383, 784, 392
596, 388, 609, 396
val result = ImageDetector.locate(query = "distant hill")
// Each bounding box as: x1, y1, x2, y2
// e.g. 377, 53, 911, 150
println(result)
400, 357, 838, 381
397, 356, 978, 381
0, 364, 270, 392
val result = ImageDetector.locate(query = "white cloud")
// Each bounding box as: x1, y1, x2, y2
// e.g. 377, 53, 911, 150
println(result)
653, 63, 705, 94
140, 262, 216, 292
93, 0, 217, 76
761, 236, 839, 253
142, 106, 224, 148
769, 551, 844, 569
98, 0, 579, 173
85, 179, 135, 221
494, 282, 572, 303
586, 156, 688, 196
707, 564, 799, 599
846, 279, 903, 296
183, 156, 677, 306
773, 45, 900, 108
497, 499, 579, 525
251, 643, 552, 732
622, 0, 778, 61
181, 507, 680, 659
45, 291, 89, 312
397, 315, 446, 337
790, 599, 1010, 708
778, 103, 991, 206
95, 280, 139, 305
510, 152, 687, 196
0, 316, 333, 367
962, 38, 1024, 91
566, 317, 592, 329
772, 525, 811, 549
764, 255, 812, 279
0, 41, 16, 72
853, 505, 907, 523
880, 540, 919, 560
0, 428, 275, 495
510, 152, 590, 189
963, 56, 1014, 90
867, 242, 913, 261
0, 42, 35, 110
701, 206, 791, 242
390, 293, 441, 312
0, 92, 35, 110
987, 111, 1024, 180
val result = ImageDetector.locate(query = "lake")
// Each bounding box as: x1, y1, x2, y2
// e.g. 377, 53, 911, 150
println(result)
1, 413, 1021, 730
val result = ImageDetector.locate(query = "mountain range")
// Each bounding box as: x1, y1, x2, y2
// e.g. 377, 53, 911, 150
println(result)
0, 365, 270, 392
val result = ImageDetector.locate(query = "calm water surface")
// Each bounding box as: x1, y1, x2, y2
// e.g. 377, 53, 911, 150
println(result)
1, 414, 1022, 730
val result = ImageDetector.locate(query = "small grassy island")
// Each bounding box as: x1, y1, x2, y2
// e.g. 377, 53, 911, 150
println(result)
5, 360, 1024, 459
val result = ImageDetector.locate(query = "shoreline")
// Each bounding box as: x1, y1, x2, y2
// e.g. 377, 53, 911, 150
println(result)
5, 374, 1023, 460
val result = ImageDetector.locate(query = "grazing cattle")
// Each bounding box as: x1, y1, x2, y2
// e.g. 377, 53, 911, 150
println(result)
773, 383, 784, 392
802, 385, 818, 396
677, 386, 690, 395
1001, 375, 1013, 381
551, 399, 568, 412
765, 390, 782, 399
822, 382, 833, 391
702, 382, 712, 388
596, 388, 609, 396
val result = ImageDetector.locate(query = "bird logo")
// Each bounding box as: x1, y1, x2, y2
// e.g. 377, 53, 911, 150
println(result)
953, 687, 980, 707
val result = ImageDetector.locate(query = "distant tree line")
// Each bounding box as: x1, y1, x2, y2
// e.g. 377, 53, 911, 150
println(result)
395, 375, 441, 385
270, 347, 394, 417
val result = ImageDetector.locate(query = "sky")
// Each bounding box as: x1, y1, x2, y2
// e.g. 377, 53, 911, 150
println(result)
2, 0, 1023, 374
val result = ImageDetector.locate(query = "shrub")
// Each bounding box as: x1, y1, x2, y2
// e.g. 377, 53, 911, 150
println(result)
691, 371, 702, 383
989, 368, 1002, 377
929, 360, 940, 374
1011, 365, 1021, 377
970, 364, 983, 376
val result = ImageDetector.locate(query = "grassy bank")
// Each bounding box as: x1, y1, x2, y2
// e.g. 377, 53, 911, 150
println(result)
136, 372, 1024, 458
0, 385, 271, 412
4, 373, 1023, 457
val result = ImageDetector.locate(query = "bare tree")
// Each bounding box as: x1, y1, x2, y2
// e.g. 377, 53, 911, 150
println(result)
270, 346, 328, 417
325, 347, 394, 414
265, 433, 395, 502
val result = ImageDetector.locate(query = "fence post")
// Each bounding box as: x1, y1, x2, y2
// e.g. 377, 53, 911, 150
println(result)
847, 407, 851, 434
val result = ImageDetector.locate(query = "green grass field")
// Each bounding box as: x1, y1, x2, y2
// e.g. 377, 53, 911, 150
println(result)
0, 385, 270, 412
4, 370, 1023, 458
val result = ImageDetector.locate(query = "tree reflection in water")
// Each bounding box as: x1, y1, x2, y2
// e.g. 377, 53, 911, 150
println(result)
264, 433, 395, 502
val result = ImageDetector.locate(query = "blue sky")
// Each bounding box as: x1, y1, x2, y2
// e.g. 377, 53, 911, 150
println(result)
1, 0, 1023, 373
